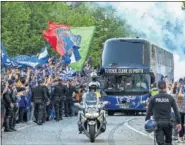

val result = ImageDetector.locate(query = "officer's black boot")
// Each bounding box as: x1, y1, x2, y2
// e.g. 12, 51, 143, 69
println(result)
78, 121, 83, 134
37, 120, 43, 125
10, 128, 17, 131
10, 115, 17, 131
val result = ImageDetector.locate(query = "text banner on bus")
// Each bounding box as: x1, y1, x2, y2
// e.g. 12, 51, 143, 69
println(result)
104, 68, 149, 74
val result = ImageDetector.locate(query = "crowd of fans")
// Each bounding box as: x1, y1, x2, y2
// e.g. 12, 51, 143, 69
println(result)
165, 77, 185, 143
1, 57, 95, 131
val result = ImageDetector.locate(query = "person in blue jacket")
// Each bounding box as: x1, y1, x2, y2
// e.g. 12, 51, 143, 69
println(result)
18, 88, 27, 123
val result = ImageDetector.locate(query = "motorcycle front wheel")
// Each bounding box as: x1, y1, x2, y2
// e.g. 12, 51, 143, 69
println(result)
89, 125, 95, 143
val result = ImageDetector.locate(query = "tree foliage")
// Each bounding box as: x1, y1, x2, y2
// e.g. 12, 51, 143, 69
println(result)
1, 2, 132, 67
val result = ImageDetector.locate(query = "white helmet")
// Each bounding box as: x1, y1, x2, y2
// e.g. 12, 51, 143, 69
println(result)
90, 72, 97, 78
88, 82, 98, 91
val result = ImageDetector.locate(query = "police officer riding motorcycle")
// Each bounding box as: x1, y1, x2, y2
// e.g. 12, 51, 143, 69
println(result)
89, 72, 100, 89
75, 82, 108, 143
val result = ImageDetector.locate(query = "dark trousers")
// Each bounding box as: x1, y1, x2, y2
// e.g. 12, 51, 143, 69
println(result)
34, 103, 44, 124
59, 100, 64, 119
19, 107, 26, 122
4, 105, 17, 130
10, 105, 18, 129
4, 107, 13, 130
155, 121, 173, 145
179, 112, 185, 137
54, 102, 60, 121
65, 100, 72, 117
1, 105, 6, 128
46, 103, 51, 121
42, 103, 47, 123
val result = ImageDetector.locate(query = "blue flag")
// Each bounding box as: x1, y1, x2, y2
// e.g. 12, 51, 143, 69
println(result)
1, 41, 22, 68
11, 55, 40, 68
1, 41, 49, 68
59, 66, 76, 80
61, 33, 82, 64
38, 47, 49, 64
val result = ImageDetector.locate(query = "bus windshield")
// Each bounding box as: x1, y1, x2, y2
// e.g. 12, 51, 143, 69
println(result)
104, 74, 150, 93
102, 40, 149, 67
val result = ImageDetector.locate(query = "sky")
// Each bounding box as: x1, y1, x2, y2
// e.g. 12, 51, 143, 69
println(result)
97, 2, 185, 81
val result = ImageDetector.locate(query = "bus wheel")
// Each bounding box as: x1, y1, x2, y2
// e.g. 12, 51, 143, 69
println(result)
107, 111, 114, 116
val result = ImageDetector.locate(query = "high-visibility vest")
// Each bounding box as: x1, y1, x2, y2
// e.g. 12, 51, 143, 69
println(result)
151, 88, 159, 96
95, 91, 101, 98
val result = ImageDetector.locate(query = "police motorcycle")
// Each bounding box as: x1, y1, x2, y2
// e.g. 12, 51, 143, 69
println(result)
75, 91, 108, 143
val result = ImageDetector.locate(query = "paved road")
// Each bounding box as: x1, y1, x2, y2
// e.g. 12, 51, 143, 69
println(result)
2, 114, 184, 145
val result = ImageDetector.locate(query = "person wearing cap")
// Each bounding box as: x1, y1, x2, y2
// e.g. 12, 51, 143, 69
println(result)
145, 80, 181, 145
31, 79, 48, 125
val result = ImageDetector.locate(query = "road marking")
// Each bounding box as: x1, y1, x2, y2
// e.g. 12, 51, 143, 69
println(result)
125, 122, 154, 140
108, 118, 136, 145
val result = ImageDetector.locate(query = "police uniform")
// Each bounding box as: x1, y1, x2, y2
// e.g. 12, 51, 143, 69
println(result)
3, 80, 17, 132
145, 81, 180, 145
42, 85, 50, 122
58, 81, 66, 120
51, 81, 62, 121
31, 81, 48, 125
3, 89, 14, 132
65, 83, 76, 117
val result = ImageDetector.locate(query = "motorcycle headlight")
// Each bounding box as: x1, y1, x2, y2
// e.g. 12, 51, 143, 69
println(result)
92, 112, 99, 118
85, 112, 99, 118
85, 113, 91, 118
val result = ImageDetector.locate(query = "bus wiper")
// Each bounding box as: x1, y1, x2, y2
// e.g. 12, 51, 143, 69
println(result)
109, 63, 119, 67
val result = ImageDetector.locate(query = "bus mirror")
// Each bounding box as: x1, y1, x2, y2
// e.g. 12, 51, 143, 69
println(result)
150, 72, 155, 84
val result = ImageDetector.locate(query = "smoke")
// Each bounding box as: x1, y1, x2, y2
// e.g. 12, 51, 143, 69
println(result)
174, 54, 185, 81
97, 2, 185, 80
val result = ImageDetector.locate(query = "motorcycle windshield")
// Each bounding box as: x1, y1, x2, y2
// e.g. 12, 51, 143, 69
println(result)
85, 92, 97, 106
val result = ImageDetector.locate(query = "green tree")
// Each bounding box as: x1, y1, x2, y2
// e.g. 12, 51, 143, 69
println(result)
1, 2, 131, 67
88, 3, 130, 67
1, 2, 31, 56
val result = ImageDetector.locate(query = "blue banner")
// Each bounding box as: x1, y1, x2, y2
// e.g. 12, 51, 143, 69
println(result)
1, 41, 49, 68
11, 55, 40, 68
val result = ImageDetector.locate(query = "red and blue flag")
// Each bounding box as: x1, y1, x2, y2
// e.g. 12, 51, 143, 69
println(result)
43, 21, 81, 64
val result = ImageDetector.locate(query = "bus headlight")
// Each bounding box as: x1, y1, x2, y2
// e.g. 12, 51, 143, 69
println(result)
140, 101, 146, 104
